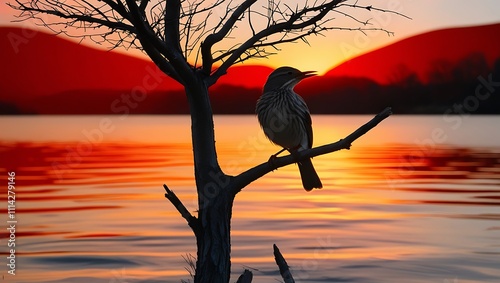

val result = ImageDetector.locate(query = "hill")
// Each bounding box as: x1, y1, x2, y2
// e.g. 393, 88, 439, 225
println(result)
325, 23, 500, 84
1, 23, 500, 114
0, 26, 183, 103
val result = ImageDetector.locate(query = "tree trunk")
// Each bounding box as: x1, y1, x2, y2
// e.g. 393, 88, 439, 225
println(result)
185, 75, 235, 283
195, 191, 234, 283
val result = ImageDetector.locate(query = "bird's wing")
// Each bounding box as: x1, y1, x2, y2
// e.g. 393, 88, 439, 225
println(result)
304, 111, 313, 149
295, 94, 313, 149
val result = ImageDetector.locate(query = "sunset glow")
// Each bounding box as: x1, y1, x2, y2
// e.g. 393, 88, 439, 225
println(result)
2, 1, 499, 74
2, 0, 500, 282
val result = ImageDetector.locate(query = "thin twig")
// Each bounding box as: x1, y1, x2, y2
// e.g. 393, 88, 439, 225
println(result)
339, 3, 412, 20
163, 184, 200, 235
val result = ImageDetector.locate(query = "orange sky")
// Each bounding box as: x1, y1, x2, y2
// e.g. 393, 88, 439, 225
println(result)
2, 0, 500, 74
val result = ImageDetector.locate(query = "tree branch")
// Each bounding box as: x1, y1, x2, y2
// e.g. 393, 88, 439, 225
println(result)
211, 26, 391, 64
206, 0, 344, 85
10, 0, 135, 32
338, 3, 412, 20
203, 0, 410, 85
201, 0, 258, 75
139, 0, 149, 12
231, 107, 393, 196
125, 0, 191, 84
163, 184, 200, 236
273, 244, 295, 283
164, 0, 182, 53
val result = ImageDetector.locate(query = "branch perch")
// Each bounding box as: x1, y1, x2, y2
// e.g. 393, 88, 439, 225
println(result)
231, 107, 393, 195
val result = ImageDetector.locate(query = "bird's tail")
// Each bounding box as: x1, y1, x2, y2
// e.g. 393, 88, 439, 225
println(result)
298, 158, 322, 191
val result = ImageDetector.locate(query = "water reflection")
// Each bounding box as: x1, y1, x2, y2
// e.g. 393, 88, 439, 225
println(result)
0, 139, 499, 282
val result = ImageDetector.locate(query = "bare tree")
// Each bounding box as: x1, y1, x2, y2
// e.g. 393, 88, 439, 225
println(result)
10, 0, 405, 281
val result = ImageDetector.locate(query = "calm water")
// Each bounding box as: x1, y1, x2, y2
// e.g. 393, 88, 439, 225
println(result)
0, 115, 499, 283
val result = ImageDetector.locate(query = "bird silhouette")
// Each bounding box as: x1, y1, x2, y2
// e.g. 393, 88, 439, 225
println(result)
256, 66, 322, 191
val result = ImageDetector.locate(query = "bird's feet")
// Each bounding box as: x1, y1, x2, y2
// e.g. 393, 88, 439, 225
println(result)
288, 145, 303, 164
267, 147, 288, 170
267, 154, 278, 170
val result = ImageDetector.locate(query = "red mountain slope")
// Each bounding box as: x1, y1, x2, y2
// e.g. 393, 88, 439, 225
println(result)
215, 65, 273, 89
325, 23, 500, 84
1, 23, 499, 114
0, 27, 271, 104
0, 26, 182, 102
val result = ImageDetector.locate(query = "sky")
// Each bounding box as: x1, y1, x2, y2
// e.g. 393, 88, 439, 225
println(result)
2, 0, 500, 74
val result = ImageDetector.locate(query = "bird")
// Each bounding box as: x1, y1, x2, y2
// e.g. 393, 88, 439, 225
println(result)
256, 66, 323, 191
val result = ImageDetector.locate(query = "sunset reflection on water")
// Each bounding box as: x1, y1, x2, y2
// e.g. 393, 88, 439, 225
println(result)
0, 115, 499, 283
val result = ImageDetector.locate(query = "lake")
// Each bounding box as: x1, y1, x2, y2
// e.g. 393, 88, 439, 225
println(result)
0, 115, 499, 283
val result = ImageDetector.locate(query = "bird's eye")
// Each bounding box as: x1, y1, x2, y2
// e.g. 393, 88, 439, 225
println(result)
287, 71, 293, 75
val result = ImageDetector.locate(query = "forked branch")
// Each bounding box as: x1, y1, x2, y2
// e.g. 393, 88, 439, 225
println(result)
204, 0, 407, 85
206, 0, 345, 84
201, 0, 258, 74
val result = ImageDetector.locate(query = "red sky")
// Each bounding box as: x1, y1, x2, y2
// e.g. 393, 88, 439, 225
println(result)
2, 0, 500, 74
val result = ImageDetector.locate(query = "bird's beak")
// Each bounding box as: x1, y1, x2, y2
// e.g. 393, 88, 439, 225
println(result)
301, 71, 317, 79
